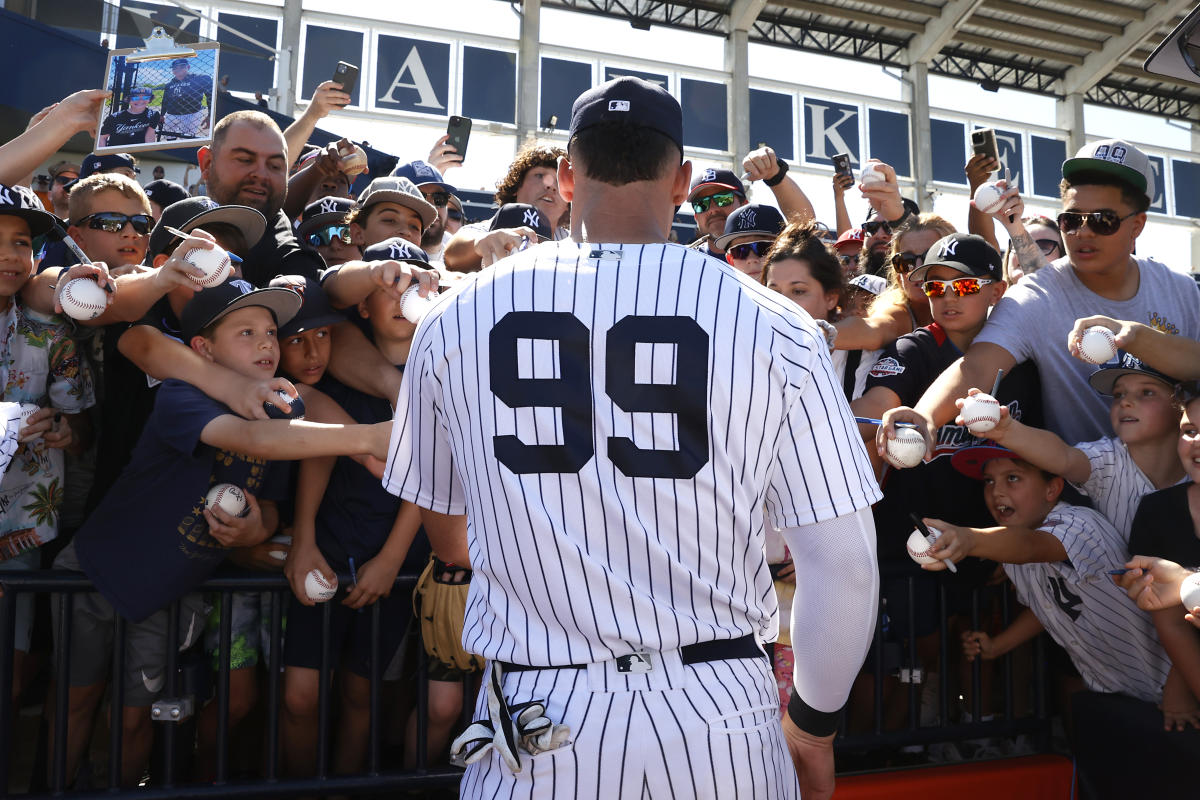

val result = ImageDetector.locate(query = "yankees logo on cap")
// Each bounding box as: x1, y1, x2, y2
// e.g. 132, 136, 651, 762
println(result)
713, 203, 786, 252
318, 197, 343, 214
490, 203, 553, 241
295, 195, 355, 241
909, 232, 1002, 283
0, 183, 56, 237
361, 236, 430, 265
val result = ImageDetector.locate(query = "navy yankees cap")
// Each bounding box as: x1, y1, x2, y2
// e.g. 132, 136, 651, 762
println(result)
713, 204, 786, 251
361, 236, 430, 266
569, 76, 683, 153
490, 203, 552, 241
148, 196, 267, 260
79, 153, 139, 180
295, 196, 354, 241
181, 279, 301, 342
1087, 351, 1179, 396
909, 233, 1002, 283
356, 177, 437, 230
0, 183, 56, 237
172, 58, 190, 67
390, 160, 456, 194
688, 167, 746, 203
143, 179, 188, 209
269, 275, 345, 337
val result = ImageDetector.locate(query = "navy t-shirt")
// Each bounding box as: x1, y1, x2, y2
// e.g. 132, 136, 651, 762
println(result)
100, 109, 161, 146
75, 379, 285, 621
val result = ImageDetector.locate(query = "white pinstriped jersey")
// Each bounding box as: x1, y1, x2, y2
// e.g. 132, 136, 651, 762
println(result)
1004, 501, 1170, 702
1073, 436, 1184, 540
383, 240, 881, 666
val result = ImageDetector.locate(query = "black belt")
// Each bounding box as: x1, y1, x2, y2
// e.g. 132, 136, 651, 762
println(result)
498, 634, 765, 675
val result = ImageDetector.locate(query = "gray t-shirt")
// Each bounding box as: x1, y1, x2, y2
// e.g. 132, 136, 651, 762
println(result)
976, 256, 1200, 444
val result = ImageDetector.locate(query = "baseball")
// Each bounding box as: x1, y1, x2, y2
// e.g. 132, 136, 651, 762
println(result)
205, 483, 248, 518
972, 182, 1006, 215
906, 528, 940, 565
264, 389, 306, 420
182, 246, 233, 288
1077, 325, 1118, 365
860, 164, 886, 184
400, 284, 440, 324
884, 426, 926, 469
17, 403, 41, 443
1181, 572, 1200, 612
339, 143, 369, 176
58, 278, 108, 321
960, 392, 1002, 435
305, 568, 338, 602
268, 533, 292, 562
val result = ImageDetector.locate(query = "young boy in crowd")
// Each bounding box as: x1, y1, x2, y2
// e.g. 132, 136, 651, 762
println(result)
0, 185, 94, 697
346, 177, 436, 251
294, 196, 359, 268
51, 280, 392, 787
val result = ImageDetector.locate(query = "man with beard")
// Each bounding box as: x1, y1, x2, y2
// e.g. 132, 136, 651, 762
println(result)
391, 160, 454, 264
197, 111, 324, 286
858, 198, 919, 277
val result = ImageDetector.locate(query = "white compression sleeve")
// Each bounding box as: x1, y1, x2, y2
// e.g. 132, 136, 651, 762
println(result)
779, 505, 879, 715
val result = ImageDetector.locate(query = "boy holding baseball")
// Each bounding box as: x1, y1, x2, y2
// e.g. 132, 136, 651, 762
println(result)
52, 280, 393, 787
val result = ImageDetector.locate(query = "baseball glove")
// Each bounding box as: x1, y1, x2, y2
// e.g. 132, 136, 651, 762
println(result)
415, 555, 484, 673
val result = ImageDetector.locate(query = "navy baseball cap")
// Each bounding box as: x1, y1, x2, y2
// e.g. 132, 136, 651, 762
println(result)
143, 179, 188, 209
269, 275, 345, 337
181, 280, 301, 342
79, 153, 139, 180
361, 236, 430, 266
148, 196, 267, 260
1088, 351, 1179, 396
713, 204, 786, 251
130, 87, 154, 100
295, 196, 354, 241
0, 183, 56, 237
569, 76, 683, 153
490, 203, 552, 241
909, 233, 1003, 283
390, 160, 456, 194
688, 167, 746, 203
951, 445, 1020, 481
172, 58, 190, 67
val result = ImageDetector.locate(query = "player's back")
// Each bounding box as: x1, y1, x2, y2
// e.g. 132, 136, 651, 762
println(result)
391, 239, 878, 665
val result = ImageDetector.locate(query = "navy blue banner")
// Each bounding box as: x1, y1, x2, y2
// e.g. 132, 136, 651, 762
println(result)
1030, 136, 1067, 198
868, 109, 910, 178
1174, 160, 1200, 218
681, 79, 727, 151
750, 89, 794, 162
931, 119, 966, 184
803, 98, 859, 166
114, 1, 200, 50
462, 46, 516, 124
301, 26, 363, 105
1147, 155, 1167, 214
603, 67, 668, 88
216, 13, 278, 93
375, 35, 450, 114
540, 57, 591, 133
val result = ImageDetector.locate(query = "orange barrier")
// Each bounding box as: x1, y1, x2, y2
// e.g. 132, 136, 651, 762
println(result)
835, 755, 1075, 800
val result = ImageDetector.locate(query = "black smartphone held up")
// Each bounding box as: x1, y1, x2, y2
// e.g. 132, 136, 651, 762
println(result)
332, 61, 359, 102
832, 152, 853, 181
971, 128, 999, 168
447, 115, 472, 162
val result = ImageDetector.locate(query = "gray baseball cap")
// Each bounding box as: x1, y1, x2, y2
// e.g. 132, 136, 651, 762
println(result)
1062, 139, 1155, 204
356, 177, 437, 230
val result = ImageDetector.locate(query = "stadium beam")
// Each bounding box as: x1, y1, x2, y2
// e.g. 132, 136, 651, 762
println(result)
905, 0, 986, 65
1060, 0, 1193, 97
903, 62, 934, 211
279, 0, 301, 116
517, 0, 542, 143
727, 0, 767, 169
1056, 92, 1084, 159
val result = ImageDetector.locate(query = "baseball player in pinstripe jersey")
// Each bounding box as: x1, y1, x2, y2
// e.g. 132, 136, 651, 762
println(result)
383, 77, 882, 799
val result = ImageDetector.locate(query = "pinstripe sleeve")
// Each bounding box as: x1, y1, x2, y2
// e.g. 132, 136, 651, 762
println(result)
381, 330, 466, 515
1074, 436, 1116, 497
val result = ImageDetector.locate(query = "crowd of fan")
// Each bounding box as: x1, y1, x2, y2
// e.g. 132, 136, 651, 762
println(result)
2, 77, 1200, 797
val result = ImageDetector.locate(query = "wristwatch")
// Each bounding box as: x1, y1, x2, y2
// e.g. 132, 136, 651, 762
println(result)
764, 159, 790, 188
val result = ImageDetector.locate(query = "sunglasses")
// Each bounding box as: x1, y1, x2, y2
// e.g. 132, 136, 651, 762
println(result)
307, 225, 352, 247
53, 175, 77, 186
837, 253, 857, 267
862, 220, 892, 236
727, 241, 772, 260
921, 277, 994, 298
447, 209, 462, 222
692, 191, 739, 214
74, 212, 153, 235
423, 191, 450, 208
1056, 210, 1139, 236
890, 251, 925, 272
1035, 238, 1061, 256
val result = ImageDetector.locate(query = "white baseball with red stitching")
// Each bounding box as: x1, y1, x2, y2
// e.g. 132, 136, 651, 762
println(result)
961, 392, 1001, 434
305, 569, 338, 602
205, 482, 248, 518
972, 182, 1006, 214
400, 284, 439, 324
884, 427, 926, 469
1181, 572, 1200, 612
906, 528, 940, 565
183, 246, 233, 288
1078, 325, 1118, 365
59, 278, 107, 321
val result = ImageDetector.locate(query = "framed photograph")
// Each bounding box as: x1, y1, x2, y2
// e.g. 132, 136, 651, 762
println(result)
95, 41, 219, 154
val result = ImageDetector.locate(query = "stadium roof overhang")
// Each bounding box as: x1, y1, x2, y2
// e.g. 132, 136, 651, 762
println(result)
535, 0, 1200, 121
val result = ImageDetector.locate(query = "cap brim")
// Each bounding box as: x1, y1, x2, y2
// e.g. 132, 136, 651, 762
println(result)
5, 208, 57, 238
184, 205, 267, 249
950, 445, 1018, 481
908, 260, 986, 283
416, 180, 457, 194
687, 182, 744, 202
362, 191, 437, 229
296, 211, 351, 240
1087, 366, 1175, 396
188, 287, 303, 342
713, 230, 775, 251
1061, 157, 1147, 195
280, 310, 345, 336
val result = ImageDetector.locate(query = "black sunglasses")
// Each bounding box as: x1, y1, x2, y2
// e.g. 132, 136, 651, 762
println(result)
74, 212, 153, 235
1035, 238, 1061, 256
890, 251, 925, 272
862, 220, 892, 236
447, 209, 463, 222
53, 175, 77, 186
1056, 210, 1139, 236
423, 191, 450, 208
727, 241, 772, 260
307, 225, 352, 247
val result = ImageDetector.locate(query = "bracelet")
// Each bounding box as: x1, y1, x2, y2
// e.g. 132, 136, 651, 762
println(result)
787, 690, 842, 737
763, 159, 790, 187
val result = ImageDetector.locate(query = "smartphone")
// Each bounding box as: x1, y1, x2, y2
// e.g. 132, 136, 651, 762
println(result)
832, 152, 853, 181
447, 115, 473, 162
331, 61, 359, 102
971, 128, 999, 167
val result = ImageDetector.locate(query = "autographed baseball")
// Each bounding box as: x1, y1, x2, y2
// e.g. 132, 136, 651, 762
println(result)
17, 403, 41, 443
1181, 572, 1200, 612
267, 533, 292, 562
59, 278, 107, 321
182, 246, 233, 288
400, 284, 440, 324
264, 389, 306, 419
339, 143, 369, 176
906, 528, 941, 565
972, 182, 1006, 215
860, 164, 886, 184
305, 569, 338, 602
1077, 325, 1118, 365
884, 426, 926, 469
960, 392, 1001, 434
205, 483, 248, 518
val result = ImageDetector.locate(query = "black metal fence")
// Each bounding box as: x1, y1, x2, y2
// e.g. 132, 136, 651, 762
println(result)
1, 567, 1054, 797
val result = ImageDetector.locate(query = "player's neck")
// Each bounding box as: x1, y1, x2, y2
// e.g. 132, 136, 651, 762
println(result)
569, 182, 674, 244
